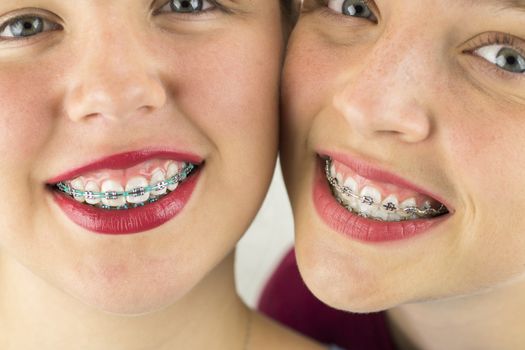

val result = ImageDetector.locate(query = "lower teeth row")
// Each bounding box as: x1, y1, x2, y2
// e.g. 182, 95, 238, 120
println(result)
325, 159, 447, 221
55, 163, 196, 210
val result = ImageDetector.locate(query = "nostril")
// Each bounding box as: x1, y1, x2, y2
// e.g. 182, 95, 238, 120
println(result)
84, 113, 101, 120
377, 130, 403, 137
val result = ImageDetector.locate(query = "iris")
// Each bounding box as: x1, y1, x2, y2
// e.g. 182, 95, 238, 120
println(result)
170, 0, 203, 13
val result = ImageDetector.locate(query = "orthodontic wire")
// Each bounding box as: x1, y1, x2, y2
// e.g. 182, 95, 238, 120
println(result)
56, 163, 196, 201
325, 159, 447, 219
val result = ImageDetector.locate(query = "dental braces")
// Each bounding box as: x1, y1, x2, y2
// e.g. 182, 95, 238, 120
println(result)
55, 163, 196, 207
324, 159, 447, 219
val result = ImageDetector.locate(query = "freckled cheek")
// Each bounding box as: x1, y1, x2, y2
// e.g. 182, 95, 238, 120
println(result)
446, 120, 498, 162
445, 103, 525, 210
176, 42, 281, 152
283, 35, 341, 129
0, 69, 56, 166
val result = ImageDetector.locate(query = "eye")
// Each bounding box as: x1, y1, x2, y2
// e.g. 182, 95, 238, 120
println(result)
0, 15, 59, 39
327, 0, 377, 21
160, 0, 214, 14
474, 45, 525, 74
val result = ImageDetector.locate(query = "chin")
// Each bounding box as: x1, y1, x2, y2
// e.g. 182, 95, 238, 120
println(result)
67, 274, 197, 316
298, 263, 399, 314
294, 232, 406, 314
52, 254, 206, 316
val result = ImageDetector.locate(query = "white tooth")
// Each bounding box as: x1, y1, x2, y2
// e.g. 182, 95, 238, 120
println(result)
400, 198, 417, 219
377, 195, 399, 221
330, 163, 336, 178
387, 212, 403, 222
401, 197, 416, 208
101, 180, 126, 207
336, 172, 343, 185
125, 176, 150, 204
166, 162, 179, 191
150, 168, 167, 196
70, 178, 85, 203
342, 176, 358, 208
358, 186, 382, 216
85, 181, 101, 205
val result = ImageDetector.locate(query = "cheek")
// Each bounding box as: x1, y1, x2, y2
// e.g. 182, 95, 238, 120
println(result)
168, 32, 282, 159
283, 31, 337, 124
0, 64, 61, 262
440, 89, 525, 285
444, 99, 525, 204
283, 28, 362, 153
0, 63, 57, 165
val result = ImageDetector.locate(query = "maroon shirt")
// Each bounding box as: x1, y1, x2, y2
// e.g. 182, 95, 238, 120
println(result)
258, 249, 398, 350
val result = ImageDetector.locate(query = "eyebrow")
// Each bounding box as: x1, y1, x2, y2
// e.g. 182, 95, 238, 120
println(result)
466, 0, 525, 12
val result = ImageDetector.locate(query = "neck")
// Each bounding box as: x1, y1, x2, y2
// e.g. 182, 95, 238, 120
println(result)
0, 251, 249, 350
387, 279, 525, 350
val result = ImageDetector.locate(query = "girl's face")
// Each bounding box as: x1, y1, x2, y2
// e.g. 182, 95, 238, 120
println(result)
0, 0, 283, 314
282, 0, 525, 312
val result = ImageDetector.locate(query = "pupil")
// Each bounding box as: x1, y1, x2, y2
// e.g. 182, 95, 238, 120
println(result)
171, 0, 201, 12
506, 56, 517, 66
11, 18, 43, 37
355, 5, 364, 14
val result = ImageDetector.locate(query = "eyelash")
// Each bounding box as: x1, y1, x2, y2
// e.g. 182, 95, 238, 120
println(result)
0, 10, 62, 43
470, 32, 525, 57
467, 32, 525, 79
153, 0, 231, 17
309, 0, 373, 9
0, 1, 230, 43
307, 2, 525, 79
303, 0, 378, 26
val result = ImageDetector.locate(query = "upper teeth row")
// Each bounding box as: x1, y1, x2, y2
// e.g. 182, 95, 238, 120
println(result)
326, 159, 447, 221
56, 163, 195, 208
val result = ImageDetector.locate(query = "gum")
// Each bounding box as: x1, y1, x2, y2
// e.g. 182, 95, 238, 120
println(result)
69, 159, 179, 186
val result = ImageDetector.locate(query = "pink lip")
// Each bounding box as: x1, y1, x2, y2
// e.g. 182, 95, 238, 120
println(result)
50, 167, 200, 235
320, 151, 452, 210
47, 149, 203, 235
46, 149, 203, 184
313, 157, 451, 243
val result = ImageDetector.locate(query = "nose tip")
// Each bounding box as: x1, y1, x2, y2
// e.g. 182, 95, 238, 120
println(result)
65, 72, 167, 122
332, 83, 432, 144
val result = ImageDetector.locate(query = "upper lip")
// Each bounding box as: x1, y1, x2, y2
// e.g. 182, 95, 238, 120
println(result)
320, 150, 453, 211
46, 149, 204, 184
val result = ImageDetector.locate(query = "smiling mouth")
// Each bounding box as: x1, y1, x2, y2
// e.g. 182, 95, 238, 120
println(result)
324, 158, 449, 221
50, 162, 198, 210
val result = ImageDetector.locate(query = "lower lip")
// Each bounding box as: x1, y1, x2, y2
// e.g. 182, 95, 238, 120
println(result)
50, 169, 200, 235
313, 160, 449, 243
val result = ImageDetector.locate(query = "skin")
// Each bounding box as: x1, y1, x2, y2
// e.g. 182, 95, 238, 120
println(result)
282, 0, 525, 348
0, 0, 322, 349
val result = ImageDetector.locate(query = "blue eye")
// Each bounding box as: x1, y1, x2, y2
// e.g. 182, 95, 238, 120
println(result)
0, 16, 59, 38
475, 45, 525, 74
328, 0, 377, 21
167, 0, 213, 13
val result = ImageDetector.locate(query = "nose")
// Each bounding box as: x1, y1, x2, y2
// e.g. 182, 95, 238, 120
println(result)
332, 39, 432, 144
64, 26, 167, 123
